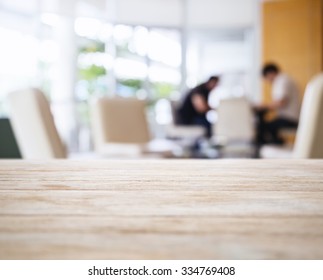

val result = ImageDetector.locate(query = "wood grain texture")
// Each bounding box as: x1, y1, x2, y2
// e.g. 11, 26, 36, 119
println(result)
0, 160, 323, 259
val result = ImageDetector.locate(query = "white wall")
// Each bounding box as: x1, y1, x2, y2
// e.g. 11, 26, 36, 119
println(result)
115, 0, 183, 27
12, 0, 258, 29
201, 41, 250, 75
109, 0, 257, 29
187, 0, 256, 28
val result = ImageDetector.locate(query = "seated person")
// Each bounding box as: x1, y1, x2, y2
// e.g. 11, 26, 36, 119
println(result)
176, 76, 219, 138
255, 63, 300, 145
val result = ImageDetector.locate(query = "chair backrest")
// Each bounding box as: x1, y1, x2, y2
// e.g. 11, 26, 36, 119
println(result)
293, 73, 323, 158
91, 97, 150, 151
214, 97, 255, 143
0, 118, 22, 158
7, 88, 66, 159
169, 99, 181, 125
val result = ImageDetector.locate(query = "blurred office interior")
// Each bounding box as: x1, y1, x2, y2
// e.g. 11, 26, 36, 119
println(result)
0, 0, 322, 159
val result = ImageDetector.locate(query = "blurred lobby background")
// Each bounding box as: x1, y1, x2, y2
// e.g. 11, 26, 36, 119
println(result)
0, 0, 322, 159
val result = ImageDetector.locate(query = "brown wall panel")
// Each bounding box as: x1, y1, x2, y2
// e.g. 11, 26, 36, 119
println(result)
262, 0, 323, 102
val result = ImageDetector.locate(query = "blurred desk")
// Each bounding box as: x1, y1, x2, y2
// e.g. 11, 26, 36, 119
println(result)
0, 160, 323, 259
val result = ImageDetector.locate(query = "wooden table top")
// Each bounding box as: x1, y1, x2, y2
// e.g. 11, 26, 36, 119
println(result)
0, 160, 323, 260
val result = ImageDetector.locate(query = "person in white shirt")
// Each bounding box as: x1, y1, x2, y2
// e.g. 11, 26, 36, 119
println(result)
255, 63, 300, 145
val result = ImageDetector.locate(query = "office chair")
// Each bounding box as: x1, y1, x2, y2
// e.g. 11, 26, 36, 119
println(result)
7, 88, 67, 159
260, 73, 323, 159
0, 118, 22, 158
214, 97, 255, 158
165, 100, 206, 139
91, 97, 177, 158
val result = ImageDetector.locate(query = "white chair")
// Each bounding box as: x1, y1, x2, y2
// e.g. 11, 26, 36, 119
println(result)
214, 97, 255, 157
7, 88, 67, 159
215, 97, 255, 142
91, 97, 177, 158
261, 73, 323, 159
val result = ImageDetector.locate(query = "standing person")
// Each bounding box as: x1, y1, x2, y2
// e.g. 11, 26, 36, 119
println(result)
255, 63, 300, 145
176, 76, 219, 138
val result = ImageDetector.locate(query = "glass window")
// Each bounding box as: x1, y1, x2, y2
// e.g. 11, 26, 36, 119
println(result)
148, 29, 181, 68
0, 8, 182, 150
0, 26, 39, 115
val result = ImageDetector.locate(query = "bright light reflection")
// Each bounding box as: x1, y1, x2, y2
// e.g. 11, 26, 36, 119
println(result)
0, 27, 38, 76
39, 40, 59, 63
0, 27, 39, 98
41, 13, 60, 27
149, 65, 181, 84
75, 17, 103, 39
155, 99, 172, 125
99, 23, 113, 41
114, 25, 133, 42
133, 26, 149, 56
115, 58, 147, 79
148, 31, 181, 67
78, 53, 113, 69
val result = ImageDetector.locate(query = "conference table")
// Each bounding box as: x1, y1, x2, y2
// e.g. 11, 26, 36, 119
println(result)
0, 160, 322, 259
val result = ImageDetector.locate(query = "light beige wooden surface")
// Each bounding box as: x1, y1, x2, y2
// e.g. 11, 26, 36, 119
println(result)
0, 160, 323, 260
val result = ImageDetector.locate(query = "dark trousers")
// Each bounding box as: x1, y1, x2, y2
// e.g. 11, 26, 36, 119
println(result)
176, 110, 212, 138
192, 116, 212, 138
256, 110, 298, 145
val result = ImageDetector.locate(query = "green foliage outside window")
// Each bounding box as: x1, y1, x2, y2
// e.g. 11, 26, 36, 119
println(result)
151, 82, 177, 100
79, 41, 105, 53
77, 40, 108, 125
79, 65, 106, 81
118, 79, 143, 91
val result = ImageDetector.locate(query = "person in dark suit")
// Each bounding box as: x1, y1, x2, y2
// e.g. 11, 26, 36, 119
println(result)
176, 76, 219, 137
